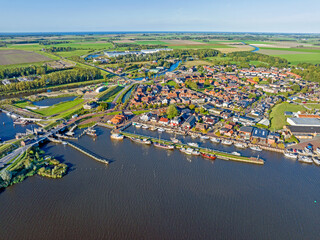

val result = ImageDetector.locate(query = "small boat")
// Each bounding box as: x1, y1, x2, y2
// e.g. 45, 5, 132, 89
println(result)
187, 142, 199, 148
231, 151, 241, 156
166, 129, 174, 133
86, 129, 97, 137
154, 142, 174, 150
313, 157, 320, 166
62, 141, 67, 145
234, 142, 247, 149
316, 148, 320, 155
157, 128, 165, 132
135, 124, 142, 128
200, 135, 210, 140
150, 126, 157, 131
250, 146, 262, 151
201, 153, 217, 160
110, 133, 124, 140
298, 156, 313, 164
182, 148, 200, 156
142, 125, 149, 129
132, 122, 137, 126
284, 152, 298, 159
130, 137, 151, 145
191, 134, 198, 139
221, 140, 233, 146
171, 137, 180, 144
210, 137, 221, 143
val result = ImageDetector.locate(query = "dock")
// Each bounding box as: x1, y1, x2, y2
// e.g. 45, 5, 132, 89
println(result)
120, 131, 264, 165
67, 142, 109, 165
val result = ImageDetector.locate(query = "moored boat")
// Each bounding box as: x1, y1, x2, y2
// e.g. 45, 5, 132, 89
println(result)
170, 137, 180, 144
284, 151, 298, 159
231, 151, 241, 156
234, 142, 247, 148
157, 128, 165, 132
249, 145, 262, 151
187, 142, 199, 148
142, 125, 149, 129
313, 157, 320, 166
200, 135, 210, 140
316, 148, 320, 155
130, 137, 151, 145
154, 142, 174, 150
210, 137, 221, 143
201, 152, 217, 160
221, 140, 232, 146
298, 156, 313, 164
135, 124, 142, 128
110, 133, 124, 140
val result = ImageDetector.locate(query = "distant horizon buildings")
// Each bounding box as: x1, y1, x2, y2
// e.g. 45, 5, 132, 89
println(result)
104, 48, 172, 58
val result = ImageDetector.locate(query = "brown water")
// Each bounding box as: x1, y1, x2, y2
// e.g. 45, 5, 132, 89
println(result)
1, 127, 320, 240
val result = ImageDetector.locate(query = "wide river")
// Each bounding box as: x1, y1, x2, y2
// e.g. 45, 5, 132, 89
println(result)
1, 126, 320, 239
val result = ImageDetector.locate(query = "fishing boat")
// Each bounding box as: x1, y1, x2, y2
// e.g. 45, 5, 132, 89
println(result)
221, 140, 233, 146
234, 142, 247, 148
210, 137, 221, 143
110, 133, 124, 140
181, 148, 199, 155
200, 135, 210, 140
298, 156, 313, 164
142, 125, 149, 129
249, 146, 262, 151
154, 142, 174, 150
187, 142, 199, 148
283, 151, 298, 159
231, 151, 241, 156
157, 128, 165, 132
200, 153, 217, 160
313, 157, 320, 166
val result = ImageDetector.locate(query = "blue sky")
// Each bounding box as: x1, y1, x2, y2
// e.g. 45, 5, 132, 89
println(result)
1, 0, 320, 33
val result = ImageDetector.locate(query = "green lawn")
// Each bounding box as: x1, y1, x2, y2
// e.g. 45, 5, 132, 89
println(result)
269, 102, 307, 130
33, 98, 84, 116
170, 45, 232, 49
275, 53, 320, 65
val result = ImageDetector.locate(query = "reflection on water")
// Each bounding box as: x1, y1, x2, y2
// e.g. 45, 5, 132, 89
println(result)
0, 127, 320, 240
33, 96, 77, 107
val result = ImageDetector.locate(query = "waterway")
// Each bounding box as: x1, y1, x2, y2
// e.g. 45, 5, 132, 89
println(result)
33, 96, 77, 107
0, 112, 37, 141
0, 126, 320, 239
122, 87, 134, 103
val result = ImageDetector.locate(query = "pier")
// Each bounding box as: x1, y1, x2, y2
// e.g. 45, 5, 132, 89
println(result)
120, 131, 264, 165
67, 142, 109, 165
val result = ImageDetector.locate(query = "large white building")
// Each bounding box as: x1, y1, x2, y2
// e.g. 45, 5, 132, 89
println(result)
287, 117, 320, 127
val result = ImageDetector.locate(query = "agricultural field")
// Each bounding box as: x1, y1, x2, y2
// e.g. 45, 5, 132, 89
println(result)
269, 102, 307, 130
183, 60, 211, 68
0, 49, 52, 65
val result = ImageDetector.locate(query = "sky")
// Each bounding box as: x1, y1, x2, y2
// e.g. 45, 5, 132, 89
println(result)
1, 0, 320, 33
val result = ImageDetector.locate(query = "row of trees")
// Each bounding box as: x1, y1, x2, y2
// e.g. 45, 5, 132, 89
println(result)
0, 68, 102, 93
0, 65, 49, 79
46, 46, 75, 52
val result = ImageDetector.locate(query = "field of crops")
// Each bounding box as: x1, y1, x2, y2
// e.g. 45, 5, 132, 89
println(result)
0, 49, 52, 65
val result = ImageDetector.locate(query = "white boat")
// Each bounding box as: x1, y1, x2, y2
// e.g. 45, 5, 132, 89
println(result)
187, 142, 199, 148
62, 141, 67, 145
234, 142, 247, 148
316, 148, 320, 155
130, 137, 151, 145
221, 140, 233, 146
150, 126, 157, 131
181, 148, 200, 156
157, 128, 165, 132
142, 125, 149, 129
298, 156, 313, 164
166, 129, 174, 133
231, 151, 241, 156
200, 135, 210, 140
171, 137, 180, 144
313, 157, 320, 166
110, 133, 124, 140
284, 152, 297, 159
210, 137, 221, 143
191, 134, 198, 139
135, 124, 142, 128
250, 146, 262, 151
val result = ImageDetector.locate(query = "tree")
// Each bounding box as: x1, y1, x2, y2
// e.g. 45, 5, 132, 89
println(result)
166, 104, 179, 119
0, 170, 12, 183
189, 104, 196, 110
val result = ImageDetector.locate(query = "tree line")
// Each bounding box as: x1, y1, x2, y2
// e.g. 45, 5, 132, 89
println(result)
0, 68, 102, 93
291, 63, 320, 83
